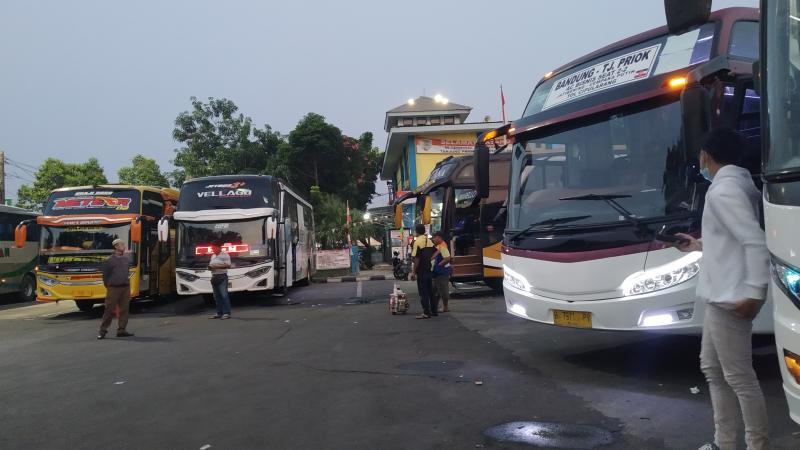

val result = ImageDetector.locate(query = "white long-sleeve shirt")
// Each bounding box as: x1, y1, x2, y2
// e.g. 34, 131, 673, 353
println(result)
696, 165, 769, 304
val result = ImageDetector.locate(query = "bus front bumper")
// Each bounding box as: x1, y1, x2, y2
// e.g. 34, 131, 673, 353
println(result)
502, 279, 704, 333
176, 264, 274, 296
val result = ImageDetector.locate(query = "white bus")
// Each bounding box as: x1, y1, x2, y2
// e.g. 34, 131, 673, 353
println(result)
1, 205, 39, 302
167, 175, 315, 300
480, 7, 770, 333
761, 0, 800, 424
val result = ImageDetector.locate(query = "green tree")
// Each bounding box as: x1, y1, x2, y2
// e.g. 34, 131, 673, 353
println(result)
172, 97, 283, 184
118, 154, 170, 187
16, 158, 108, 211
267, 114, 382, 209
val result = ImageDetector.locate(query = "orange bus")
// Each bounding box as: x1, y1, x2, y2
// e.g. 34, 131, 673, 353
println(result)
15, 185, 179, 311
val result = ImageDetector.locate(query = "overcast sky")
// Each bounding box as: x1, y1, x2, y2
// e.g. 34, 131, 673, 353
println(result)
0, 0, 757, 204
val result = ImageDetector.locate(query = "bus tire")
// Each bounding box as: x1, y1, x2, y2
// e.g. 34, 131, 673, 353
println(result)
76, 301, 96, 312
484, 277, 503, 292
20, 274, 36, 302
202, 294, 215, 307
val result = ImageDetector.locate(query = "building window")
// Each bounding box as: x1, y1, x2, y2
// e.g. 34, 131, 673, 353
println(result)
402, 118, 413, 127
430, 116, 441, 126
443, 116, 455, 125
417, 117, 428, 126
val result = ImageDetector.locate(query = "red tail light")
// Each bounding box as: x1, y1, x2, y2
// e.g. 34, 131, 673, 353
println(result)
195, 243, 251, 255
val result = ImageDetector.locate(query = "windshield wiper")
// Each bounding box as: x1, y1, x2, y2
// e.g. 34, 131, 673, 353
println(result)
558, 193, 643, 227
507, 215, 592, 242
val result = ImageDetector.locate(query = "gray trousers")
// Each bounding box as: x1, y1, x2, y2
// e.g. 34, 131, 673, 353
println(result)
700, 303, 770, 450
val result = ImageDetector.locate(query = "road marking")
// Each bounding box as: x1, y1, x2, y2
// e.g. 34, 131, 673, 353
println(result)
356, 281, 362, 298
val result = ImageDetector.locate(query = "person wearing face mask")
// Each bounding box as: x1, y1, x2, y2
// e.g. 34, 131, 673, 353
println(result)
674, 129, 770, 450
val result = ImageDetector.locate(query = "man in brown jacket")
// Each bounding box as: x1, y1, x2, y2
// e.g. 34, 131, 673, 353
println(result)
97, 238, 134, 339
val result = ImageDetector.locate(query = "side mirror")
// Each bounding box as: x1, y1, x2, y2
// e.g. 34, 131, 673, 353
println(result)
680, 83, 710, 160
157, 216, 170, 243
422, 196, 432, 225
474, 143, 490, 199
14, 224, 27, 249
664, 0, 711, 35
266, 217, 277, 239
131, 217, 142, 243
394, 203, 403, 229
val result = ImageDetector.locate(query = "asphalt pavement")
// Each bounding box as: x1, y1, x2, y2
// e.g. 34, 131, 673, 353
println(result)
0, 281, 797, 449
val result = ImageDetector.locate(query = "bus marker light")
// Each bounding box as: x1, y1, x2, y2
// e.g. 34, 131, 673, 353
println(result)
784, 350, 800, 384
668, 77, 687, 88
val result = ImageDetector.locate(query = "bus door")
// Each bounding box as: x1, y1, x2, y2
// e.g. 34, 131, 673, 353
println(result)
296, 204, 307, 280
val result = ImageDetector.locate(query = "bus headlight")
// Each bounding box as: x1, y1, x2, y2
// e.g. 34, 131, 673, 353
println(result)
772, 258, 800, 307
245, 266, 271, 278
622, 252, 701, 296
503, 265, 531, 292
176, 271, 199, 282
38, 276, 58, 287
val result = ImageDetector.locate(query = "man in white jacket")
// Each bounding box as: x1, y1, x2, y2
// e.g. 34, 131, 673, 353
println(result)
676, 129, 770, 450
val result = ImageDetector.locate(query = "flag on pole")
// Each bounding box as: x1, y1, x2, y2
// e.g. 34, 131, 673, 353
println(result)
501, 85, 507, 124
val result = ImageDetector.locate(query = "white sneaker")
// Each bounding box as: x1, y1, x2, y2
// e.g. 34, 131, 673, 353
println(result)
697, 444, 720, 450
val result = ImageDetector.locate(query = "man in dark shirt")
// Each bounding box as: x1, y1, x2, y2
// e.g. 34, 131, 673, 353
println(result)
98, 239, 134, 339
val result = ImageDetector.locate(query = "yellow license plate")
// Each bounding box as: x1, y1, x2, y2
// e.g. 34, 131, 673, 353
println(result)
553, 310, 592, 328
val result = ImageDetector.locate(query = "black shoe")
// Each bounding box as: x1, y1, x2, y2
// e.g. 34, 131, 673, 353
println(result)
116, 330, 135, 338
97, 331, 107, 340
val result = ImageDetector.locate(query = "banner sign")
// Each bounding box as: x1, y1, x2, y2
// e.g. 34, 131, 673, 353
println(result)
316, 249, 351, 270
415, 136, 476, 154
543, 44, 662, 111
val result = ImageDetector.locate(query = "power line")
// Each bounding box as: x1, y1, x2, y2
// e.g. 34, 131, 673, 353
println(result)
5, 157, 37, 171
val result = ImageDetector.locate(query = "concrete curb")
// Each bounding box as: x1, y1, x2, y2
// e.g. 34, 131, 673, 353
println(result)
313, 275, 387, 283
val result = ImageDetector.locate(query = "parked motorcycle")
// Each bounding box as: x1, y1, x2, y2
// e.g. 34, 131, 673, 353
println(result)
393, 251, 410, 280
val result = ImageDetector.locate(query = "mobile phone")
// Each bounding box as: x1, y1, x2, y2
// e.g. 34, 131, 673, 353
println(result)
655, 233, 689, 245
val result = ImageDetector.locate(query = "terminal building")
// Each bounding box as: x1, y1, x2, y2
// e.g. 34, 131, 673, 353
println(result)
380, 95, 502, 203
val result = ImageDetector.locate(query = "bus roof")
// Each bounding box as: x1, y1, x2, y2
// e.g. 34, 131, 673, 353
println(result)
0, 204, 39, 216
49, 184, 179, 201
539, 7, 757, 91
183, 174, 278, 184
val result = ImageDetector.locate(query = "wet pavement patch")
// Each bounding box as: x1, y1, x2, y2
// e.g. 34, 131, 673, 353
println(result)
396, 360, 465, 372
344, 298, 386, 305
483, 421, 614, 449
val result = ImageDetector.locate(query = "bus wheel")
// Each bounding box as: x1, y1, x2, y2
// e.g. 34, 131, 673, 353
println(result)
19, 274, 36, 302
202, 294, 215, 307
484, 277, 503, 292
76, 301, 96, 312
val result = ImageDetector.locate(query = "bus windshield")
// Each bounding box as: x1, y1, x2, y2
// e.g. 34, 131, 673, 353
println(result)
39, 224, 133, 269
177, 219, 271, 269
764, 0, 800, 175
509, 97, 689, 231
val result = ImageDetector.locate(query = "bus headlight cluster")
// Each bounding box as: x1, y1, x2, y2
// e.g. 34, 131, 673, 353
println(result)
772, 258, 800, 307
245, 266, 271, 278
622, 252, 701, 296
503, 265, 531, 292
38, 276, 58, 287
176, 271, 199, 282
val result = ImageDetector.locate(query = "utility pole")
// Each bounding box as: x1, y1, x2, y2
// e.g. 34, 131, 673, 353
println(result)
0, 150, 5, 206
